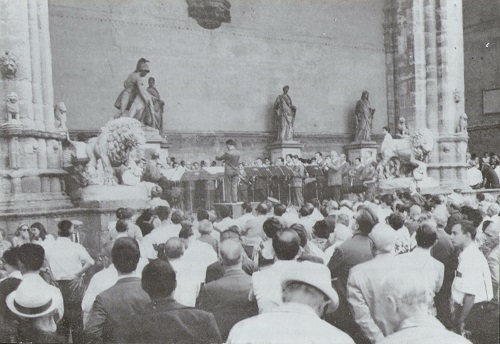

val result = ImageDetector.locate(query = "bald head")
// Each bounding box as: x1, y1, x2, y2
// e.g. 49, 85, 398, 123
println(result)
370, 224, 396, 254
409, 205, 421, 220
220, 239, 243, 267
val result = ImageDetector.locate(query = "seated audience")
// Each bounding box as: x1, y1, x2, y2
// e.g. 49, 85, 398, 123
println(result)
198, 219, 219, 252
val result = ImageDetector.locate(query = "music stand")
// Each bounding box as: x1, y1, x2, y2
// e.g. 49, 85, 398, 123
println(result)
180, 170, 202, 212
268, 166, 284, 202
244, 167, 263, 202
200, 167, 224, 208
278, 166, 295, 206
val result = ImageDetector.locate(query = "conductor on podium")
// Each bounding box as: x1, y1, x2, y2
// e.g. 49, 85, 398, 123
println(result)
216, 139, 241, 202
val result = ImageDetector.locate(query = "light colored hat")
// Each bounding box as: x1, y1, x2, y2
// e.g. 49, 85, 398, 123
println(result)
280, 261, 339, 313
71, 220, 83, 226
6, 278, 58, 318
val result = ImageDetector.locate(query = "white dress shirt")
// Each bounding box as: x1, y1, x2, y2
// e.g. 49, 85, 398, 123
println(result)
214, 217, 239, 232
81, 265, 118, 326
227, 302, 354, 344
45, 237, 94, 280
452, 242, 493, 305
237, 213, 255, 231
108, 221, 143, 242
397, 247, 444, 294
142, 223, 179, 259
169, 258, 202, 307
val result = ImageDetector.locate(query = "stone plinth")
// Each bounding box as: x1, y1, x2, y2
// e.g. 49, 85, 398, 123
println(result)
79, 185, 151, 210
267, 141, 303, 162
344, 141, 378, 164
142, 126, 171, 160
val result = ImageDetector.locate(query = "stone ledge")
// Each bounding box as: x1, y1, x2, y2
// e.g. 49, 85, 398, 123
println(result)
0, 128, 67, 140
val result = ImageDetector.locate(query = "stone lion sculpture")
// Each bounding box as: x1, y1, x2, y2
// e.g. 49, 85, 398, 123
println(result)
86, 118, 146, 185
381, 128, 435, 178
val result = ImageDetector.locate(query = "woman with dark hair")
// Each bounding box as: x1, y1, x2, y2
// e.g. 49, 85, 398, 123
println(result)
30, 222, 55, 248
12, 224, 30, 247
135, 208, 159, 237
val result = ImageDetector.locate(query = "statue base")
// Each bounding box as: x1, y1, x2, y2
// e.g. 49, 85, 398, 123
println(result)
267, 141, 303, 162
79, 184, 151, 209
142, 126, 171, 161
344, 141, 378, 164
379, 177, 440, 194
1, 119, 23, 130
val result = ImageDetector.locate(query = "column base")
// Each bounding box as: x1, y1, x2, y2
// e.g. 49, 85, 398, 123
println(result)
344, 141, 379, 164
267, 141, 303, 162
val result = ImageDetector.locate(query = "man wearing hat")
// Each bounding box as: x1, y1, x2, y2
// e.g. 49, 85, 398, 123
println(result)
227, 260, 354, 344
216, 139, 240, 203
11, 244, 65, 342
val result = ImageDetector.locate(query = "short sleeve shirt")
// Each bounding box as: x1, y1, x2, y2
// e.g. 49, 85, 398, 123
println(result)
452, 243, 493, 305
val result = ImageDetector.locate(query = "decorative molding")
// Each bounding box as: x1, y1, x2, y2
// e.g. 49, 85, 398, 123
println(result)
467, 123, 500, 132
0, 128, 67, 140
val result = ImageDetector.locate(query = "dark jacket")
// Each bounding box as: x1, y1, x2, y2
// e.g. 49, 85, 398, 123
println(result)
123, 297, 222, 344
196, 268, 258, 341
0, 277, 22, 343
205, 255, 257, 283
85, 277, 150, 344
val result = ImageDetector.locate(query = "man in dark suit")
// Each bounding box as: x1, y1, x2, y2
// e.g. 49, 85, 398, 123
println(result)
123, 260, 222, 344
0, 247, 22, 342
197, 239, 258, 341
85, 238, 150, 343
323, 151, 343, 202
205, 229, 258, 283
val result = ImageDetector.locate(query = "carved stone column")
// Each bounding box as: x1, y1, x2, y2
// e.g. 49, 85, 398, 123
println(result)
385, 0, 469, 191
0, 0, 72, 214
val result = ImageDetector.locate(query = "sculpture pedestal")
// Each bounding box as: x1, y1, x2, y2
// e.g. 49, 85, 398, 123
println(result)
344, 141, 378, 164
267, 141, 303, 162
142, 126, 171, 160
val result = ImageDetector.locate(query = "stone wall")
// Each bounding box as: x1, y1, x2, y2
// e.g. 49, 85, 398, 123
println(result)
48, 0, 388, 146
463, 0, 500, 154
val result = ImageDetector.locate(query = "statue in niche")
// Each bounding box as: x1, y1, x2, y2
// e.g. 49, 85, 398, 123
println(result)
354, 91, 375, 141
0, 51, 18, 79
456, 113, 468, 134
146, 77, 164, 131
114, 58, 158, 129
396, 117, 410, 138
54, 102, 68, 131
4, 92, 20, 124
274, 85, 297, 142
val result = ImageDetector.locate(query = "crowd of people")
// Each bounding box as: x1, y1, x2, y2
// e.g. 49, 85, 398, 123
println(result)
0, 183, 498, 343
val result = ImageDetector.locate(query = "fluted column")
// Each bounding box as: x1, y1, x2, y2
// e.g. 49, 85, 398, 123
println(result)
385, 0, 469, 191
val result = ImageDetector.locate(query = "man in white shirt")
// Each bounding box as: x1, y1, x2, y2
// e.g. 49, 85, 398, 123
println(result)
243, 202, 269, 241
45, 220, 94, 344
81, 242, 117, 326
214, 205, 239, 232
399, 222, 444, 295
250, 229, 303, 313
467, 160, 483, 189
450, 220, 493, 336
142, 206, 173, 259
228, 260, 354, 344
237, 202, 255, 230
107, 208, 143, 242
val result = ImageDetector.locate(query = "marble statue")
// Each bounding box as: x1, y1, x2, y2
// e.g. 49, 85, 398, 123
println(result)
114, 58, 157, 129
396, 117, 410, 138
54, 102, 68, 131
85, 117, 146, 185
456, 113, 468, 134
146, 77, 164, 131
381, 126, 435, 178
5, 92, 20, 122
354, 91, 375, 141
0, 51, 18, 79
274, 85, 297, 142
